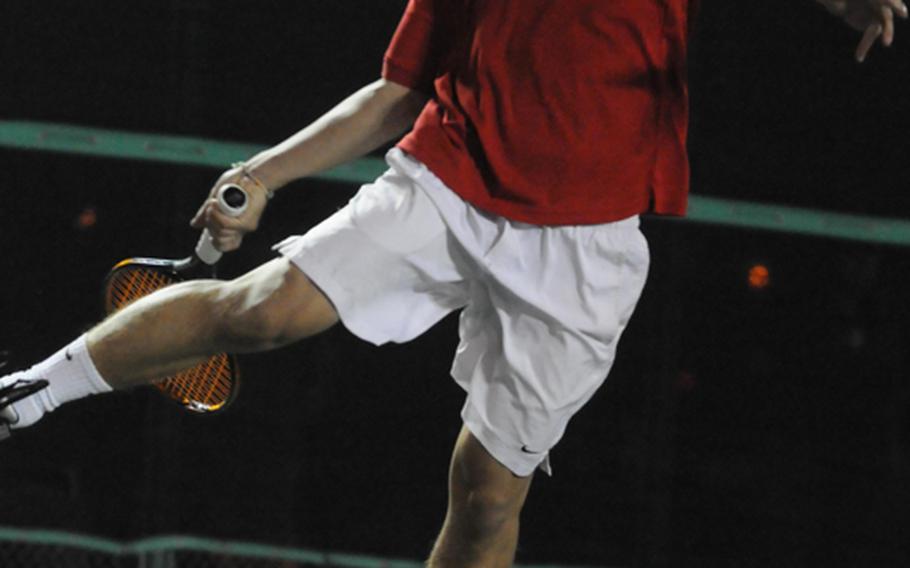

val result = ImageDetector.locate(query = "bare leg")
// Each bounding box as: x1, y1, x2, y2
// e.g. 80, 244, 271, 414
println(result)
428, 426, 534, 568
88, 258, 338, 388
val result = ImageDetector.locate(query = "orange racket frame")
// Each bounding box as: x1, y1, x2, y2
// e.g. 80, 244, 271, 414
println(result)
103, 257, 239, 413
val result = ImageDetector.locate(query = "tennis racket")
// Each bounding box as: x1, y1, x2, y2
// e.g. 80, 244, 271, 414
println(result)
102, 184, 249, 414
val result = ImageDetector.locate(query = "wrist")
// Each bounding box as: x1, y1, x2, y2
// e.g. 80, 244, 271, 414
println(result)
230, 159, 274, 201
244, 151, 289, 195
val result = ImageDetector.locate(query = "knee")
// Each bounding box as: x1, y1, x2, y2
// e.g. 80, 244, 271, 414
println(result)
213, 290, 291, 350
431, 429, 532, 564
454, 485, 520, 538
209, 266, 306, 350
451, 459, 527, 541
443, 429, 532, 541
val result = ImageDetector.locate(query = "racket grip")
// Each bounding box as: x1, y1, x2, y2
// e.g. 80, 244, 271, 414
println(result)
195, 184, 250, 265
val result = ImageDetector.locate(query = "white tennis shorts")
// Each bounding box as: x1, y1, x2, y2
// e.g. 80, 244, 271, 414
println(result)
274, 149, 650, 476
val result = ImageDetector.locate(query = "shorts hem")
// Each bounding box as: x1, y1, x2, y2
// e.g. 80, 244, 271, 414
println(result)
461, 400, 553, 477
278, 246, 389, 347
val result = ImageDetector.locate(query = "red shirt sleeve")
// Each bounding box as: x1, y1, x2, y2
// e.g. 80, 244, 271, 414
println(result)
383, 0, 445, 93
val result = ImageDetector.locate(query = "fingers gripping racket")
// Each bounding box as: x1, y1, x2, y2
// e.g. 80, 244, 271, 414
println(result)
103, 184, 249, 414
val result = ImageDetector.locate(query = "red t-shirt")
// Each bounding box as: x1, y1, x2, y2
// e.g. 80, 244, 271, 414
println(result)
383, 0, 696, 225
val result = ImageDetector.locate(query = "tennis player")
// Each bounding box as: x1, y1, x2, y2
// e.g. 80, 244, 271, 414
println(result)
2, 1, 905, 565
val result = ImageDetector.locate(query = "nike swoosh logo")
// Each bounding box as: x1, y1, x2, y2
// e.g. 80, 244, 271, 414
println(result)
65, 349, 73, 361
521, 445, 543, 455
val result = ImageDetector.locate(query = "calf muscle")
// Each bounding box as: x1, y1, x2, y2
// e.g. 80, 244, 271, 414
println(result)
87, 259, 337, 388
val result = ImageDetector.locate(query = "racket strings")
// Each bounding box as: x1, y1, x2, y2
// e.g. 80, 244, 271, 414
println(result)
157, 354, 232, 411
106, 269, 173, 312
106, 265, 235, 412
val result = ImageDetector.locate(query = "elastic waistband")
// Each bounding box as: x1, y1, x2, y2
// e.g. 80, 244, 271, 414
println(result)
386, 148, 639, 230
386, 147, 428, 179
608, 215, 640, 230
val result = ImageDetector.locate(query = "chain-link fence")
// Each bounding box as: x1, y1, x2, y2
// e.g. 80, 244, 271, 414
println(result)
0, 528, 425, 568
0, 527, 605, 568
0, 539, 129, 568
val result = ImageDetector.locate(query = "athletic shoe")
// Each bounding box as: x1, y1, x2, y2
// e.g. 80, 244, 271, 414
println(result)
0, 363, 49, 441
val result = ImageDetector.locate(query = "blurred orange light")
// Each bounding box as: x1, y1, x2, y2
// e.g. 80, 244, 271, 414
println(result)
76, 207, 98, 230
748, 264, 770, 289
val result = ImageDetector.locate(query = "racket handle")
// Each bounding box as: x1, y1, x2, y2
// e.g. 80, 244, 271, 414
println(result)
195, 184, 250, 265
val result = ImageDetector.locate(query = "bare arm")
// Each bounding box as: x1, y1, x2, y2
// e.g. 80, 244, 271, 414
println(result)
244, 78, 428, 191
191, 78, 428, 250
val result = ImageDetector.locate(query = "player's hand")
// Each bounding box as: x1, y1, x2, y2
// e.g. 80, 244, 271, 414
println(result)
818, 0, 909, 61
190, 165, 270, 252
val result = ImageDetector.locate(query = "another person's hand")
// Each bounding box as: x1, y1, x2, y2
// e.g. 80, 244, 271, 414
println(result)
818, 0, 909, 61
190, 164, 271, 253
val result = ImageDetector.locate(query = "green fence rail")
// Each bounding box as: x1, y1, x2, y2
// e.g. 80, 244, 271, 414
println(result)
0, 120, 387, 189
0, 526, 604, 568
0, 526, 419, 567
2, 120, 909, 247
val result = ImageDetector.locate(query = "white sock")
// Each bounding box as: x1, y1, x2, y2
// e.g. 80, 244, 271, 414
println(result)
1, 334, 113, 429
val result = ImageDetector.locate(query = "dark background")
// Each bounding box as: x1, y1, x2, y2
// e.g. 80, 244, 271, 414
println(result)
1, 1, 910, 566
